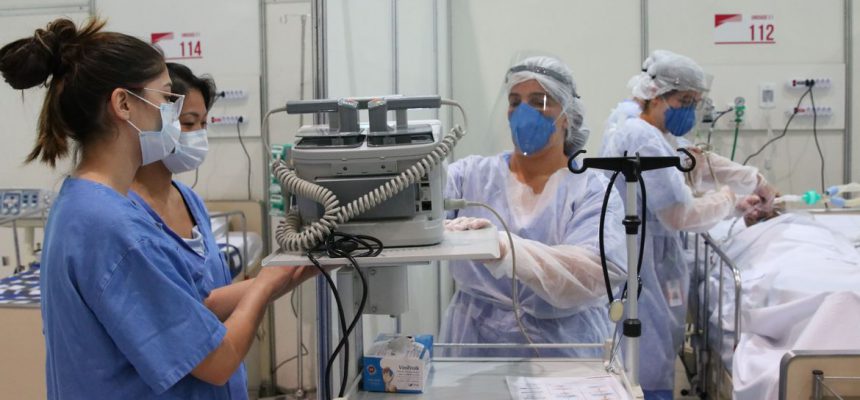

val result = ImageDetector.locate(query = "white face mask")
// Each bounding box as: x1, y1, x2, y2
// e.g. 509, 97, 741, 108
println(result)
162, 129, 208, 173
126, 89, 185, 166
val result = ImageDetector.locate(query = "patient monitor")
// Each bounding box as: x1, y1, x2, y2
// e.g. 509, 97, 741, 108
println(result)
274, 96, 459, 251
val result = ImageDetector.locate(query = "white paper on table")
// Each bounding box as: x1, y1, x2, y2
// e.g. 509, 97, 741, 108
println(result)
505, 375, 631, 400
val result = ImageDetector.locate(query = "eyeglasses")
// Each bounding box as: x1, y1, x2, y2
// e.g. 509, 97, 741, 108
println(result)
126, 87, 185, 114
667, 93, 701, 108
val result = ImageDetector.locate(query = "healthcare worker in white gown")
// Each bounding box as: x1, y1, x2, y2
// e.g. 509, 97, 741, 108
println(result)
440, 56, 627, 358
600, 50, 771, 399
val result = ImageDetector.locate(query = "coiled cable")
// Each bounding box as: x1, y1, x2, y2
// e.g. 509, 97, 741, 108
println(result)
274, 102, 467, 252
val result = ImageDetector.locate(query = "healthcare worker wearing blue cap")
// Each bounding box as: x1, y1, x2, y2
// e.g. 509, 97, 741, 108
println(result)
440, 56, 627, 358
0, 18, 313, 399
601, 50, 751, 399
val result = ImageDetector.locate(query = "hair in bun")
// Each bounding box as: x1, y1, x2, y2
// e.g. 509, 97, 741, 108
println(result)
0, 18, 165, 166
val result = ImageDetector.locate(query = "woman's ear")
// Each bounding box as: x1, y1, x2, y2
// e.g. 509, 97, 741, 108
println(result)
108, 88, 132, 122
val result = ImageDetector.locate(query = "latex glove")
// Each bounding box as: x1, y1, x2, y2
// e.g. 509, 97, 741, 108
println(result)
657, 185, 736, 233
444, 217, 492, 231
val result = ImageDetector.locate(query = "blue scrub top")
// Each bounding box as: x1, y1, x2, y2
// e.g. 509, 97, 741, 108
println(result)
129, 181, 248, 399
40, 178, 229, 399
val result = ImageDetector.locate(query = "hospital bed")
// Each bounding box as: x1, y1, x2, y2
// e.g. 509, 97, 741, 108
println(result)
207, 201, 266, 280
685, 210, 860, 399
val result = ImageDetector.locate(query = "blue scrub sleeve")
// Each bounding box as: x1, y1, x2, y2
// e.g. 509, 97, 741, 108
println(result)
92, 241, 227, 394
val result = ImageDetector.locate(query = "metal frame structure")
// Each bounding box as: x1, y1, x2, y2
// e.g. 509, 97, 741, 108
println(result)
780, 350, 860, 400
208, 210, 250, 278
688, 232, 743, 399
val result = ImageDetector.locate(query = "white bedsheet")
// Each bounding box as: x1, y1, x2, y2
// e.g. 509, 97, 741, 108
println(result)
699, 213, 860, 399
733, 292, 860, 399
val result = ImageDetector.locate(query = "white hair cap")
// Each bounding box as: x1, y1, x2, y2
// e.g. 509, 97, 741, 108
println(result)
628, 50, 708, 100
505, 56, 589, 155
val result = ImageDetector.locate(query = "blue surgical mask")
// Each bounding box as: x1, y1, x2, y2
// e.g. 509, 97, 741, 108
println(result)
126, 89, 184, 165
663, 104, 697, 137
509, 103, 557, 156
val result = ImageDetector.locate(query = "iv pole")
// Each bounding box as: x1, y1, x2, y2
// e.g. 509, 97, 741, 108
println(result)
568, 148, 695, 395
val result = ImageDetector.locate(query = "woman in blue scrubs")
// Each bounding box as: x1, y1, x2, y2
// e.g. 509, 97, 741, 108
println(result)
0, 18, 313, 399
129, 63, 250, 399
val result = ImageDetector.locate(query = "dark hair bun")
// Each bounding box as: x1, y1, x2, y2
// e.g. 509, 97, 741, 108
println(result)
0, 18, 78, 90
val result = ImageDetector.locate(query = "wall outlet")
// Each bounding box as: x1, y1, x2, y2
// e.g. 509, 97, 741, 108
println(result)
209, 115, 246, 125
787, 106, 833, 116
759, 83, 775, 109
788, 78, 831, 89
217, 89, 248, 100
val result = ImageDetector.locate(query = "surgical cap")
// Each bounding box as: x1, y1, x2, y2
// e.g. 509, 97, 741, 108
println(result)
628, 50, 708, 100
505, 56, 589, 156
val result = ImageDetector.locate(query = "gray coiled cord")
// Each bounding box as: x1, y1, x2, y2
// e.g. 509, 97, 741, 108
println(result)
273, 124, 466, 252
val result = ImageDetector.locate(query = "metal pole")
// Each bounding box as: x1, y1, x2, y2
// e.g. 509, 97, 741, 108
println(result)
313, 0, 329, 123
624, 180, 640, 386
640, 0, 649, 61
311, 2, 330, 398
300, 14, 308, 126
295, 283, 305, 398
259, 0, 272, 255
813, 369, 824, 400
258, 2, 279, 392
702, 244, 711, 395
844, 0, 853, 184
12, 220, 21, 273
717, 259, 725, 398
391, 0, 399, 95
432, 0, 439, 120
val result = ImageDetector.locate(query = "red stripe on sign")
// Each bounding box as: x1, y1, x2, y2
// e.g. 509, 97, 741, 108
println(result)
714, 14, 742, 27
715, 41, 775, 45
150, 32, 174, 44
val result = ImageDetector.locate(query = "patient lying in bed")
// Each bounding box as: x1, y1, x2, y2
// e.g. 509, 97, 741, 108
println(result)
704, 212, 860, 399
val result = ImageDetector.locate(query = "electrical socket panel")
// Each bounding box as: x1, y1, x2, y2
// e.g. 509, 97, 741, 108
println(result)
788, 78, 832, 89
209, 115, 246, 126
786, 106, 833, 117
217, 89, 248, 100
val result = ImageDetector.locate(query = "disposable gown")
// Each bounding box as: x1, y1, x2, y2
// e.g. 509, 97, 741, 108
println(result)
601, 108, 736, 392
439, 153, 627, 358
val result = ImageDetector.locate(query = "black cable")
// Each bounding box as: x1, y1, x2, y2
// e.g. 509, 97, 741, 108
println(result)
191, 168, 199, 189
310, 232, 380, 399
324, 233, 378, 397
809, 86, 826, 193
597, 160, 648, 305
706, 108, 733, 145
598, 170, 620, 301
236, 119, 252, 200
743, 86, 813, 166
306, 251, 348, 400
